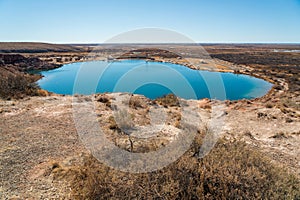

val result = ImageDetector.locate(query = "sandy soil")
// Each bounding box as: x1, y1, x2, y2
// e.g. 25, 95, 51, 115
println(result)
0, 91, 299, 198
0, 96, 88, 198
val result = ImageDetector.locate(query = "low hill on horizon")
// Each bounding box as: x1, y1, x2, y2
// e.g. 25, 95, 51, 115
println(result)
0, 42, 84, 53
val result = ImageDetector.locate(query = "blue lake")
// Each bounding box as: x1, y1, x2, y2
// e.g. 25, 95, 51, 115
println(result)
37, 60, 272, 100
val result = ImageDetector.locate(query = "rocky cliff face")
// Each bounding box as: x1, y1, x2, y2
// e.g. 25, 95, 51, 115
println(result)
0, 54, 61, 98
0, 54, 62, 71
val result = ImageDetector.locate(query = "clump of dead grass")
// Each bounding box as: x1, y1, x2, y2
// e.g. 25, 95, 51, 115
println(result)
51, 131, 300, 199
129, 96, 147, 109
155, 94, 180, 107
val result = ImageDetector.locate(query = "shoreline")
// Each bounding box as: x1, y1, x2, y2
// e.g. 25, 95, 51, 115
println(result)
31, 55, 279, 103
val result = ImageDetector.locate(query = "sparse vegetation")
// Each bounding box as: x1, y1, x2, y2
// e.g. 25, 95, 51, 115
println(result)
0, 69, 40, 99
155, 94, 180, 107
265, 103, 273, 108
108, 115, 119, 131
210, 51, 300, 94
270, 132, 288, 139
257, 112, 267, 118
0, 42, 83, 53
52, 137, 300, 199
1, 43, 299, 199
129, 96, 146, 109
97, 95, 112, 108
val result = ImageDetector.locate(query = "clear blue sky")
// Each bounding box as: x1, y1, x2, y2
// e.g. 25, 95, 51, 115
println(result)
0, 0, 299, 43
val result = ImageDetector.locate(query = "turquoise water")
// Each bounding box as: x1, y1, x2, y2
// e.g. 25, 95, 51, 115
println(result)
37, 60, 272, 100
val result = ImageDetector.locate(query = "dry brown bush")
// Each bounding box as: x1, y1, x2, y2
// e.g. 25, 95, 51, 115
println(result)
129, 96, 146, 109
155, 94, 180, 107
52, 132, 300, 199
0, 69, 40, 99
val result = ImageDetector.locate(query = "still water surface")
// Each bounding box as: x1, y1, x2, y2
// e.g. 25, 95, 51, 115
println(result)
37, 60, 272, 100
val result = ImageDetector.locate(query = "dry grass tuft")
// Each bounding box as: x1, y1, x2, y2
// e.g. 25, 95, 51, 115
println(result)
37, 89, 49, 96
155, 94, 180, 107
52, 132, 300, 199
129, 96, 147, 109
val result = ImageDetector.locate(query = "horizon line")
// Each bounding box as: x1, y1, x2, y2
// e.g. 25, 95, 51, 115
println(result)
1, 41, 300, 45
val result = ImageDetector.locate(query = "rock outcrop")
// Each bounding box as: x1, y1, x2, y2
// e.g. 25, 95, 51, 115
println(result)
0, 54, 62, 71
